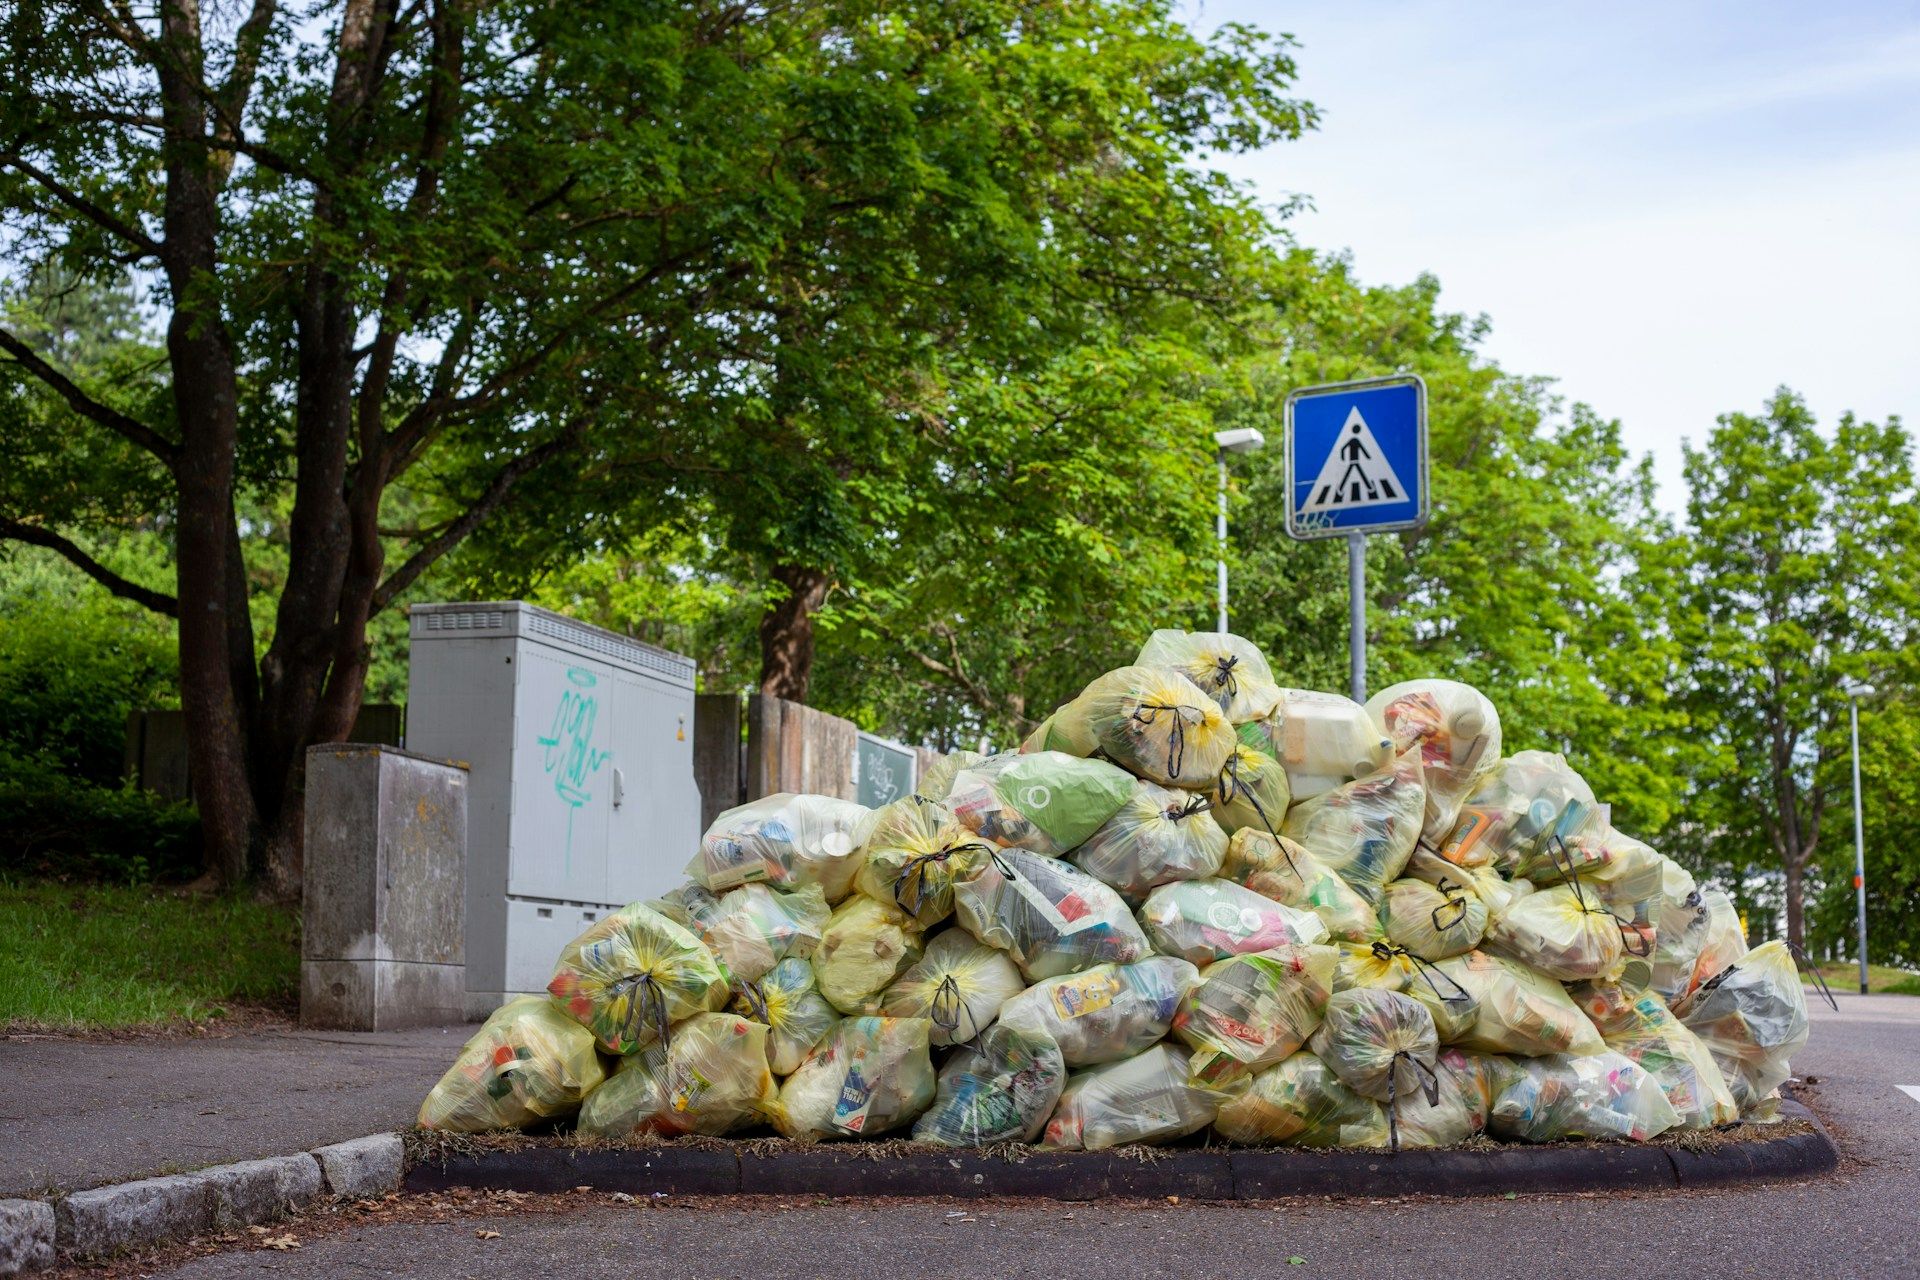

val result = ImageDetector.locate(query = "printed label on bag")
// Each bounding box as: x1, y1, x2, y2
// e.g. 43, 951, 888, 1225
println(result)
1006, 867, 1091, 935
832, 1045, 877, 1133
1049, 971, 1123, 1020
670, 1065, 713, 1113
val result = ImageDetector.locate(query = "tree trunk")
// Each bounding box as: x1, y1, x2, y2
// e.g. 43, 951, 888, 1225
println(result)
1783, 850, 1804, 950
758, 563, 830, 702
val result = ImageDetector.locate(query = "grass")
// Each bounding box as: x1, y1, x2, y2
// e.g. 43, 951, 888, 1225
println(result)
0, 877, 299, 1031
1800, 960, 1920, 996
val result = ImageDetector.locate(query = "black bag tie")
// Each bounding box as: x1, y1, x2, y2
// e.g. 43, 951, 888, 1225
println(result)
1430, 877, 1470, 935
609, 970, 672, 1054
1385, 1049, 1441, 1154
737, 978, 770, 1025
1786, 941, 1840, 1011
892, 840, 992, 917
1370, 940, 1474, 1007
929, 973, 981, 1042
1549, 834, 1647, 956
1216, 753, 1297, 877
1210, 653, 1240, 699
1132, 700, 1203, 780
1166, 794, 1214, 823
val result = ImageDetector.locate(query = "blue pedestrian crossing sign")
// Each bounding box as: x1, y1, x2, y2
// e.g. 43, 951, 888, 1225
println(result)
1284, 374, 1429, 540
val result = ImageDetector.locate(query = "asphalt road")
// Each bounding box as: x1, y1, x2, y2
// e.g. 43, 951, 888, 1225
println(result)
142, 995, 1920, 1279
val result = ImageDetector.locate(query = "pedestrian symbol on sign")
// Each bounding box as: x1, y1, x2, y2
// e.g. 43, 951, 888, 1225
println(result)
1300, 406, 1409, 515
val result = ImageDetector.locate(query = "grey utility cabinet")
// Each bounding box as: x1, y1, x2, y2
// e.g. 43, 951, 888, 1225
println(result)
406, 601, 699, 1018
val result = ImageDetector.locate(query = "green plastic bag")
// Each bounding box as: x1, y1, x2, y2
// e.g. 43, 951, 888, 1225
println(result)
1173, 943, 1338, 1085
547, 903, 732, 1054
811, 896, 926, 1015
1072, 780, 1227, 903
774, 1016, 936, 1141
995, 956, 1200, 1067
1213, 1051, 1390, 1148
1041, 1044, 1236, 1150
418, 996, 606, 1133
1138, 877, 1329, 965
1219, 828, 1379, 944
911, 1023, 1067, 1147
1282, 747, 1426, 904
1134, 629, 1284, 724
576, 1012, 777, 1139
879, 928, 1026, 1046
731, 957, 840, 1076
945, 752, 1135, 856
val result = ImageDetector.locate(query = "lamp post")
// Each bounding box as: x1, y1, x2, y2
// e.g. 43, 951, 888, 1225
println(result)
1212, 428, 1265, 632
1843, 680, 1875, 995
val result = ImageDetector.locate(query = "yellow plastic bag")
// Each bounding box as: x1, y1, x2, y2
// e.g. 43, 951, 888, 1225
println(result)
1138, 877, 1330, 965
852, 798, 995, 927
1075, 665, 1235, 788
911, 1023, 1067, 1146
879, 928, 1026, 1046
1439, 749, 1595, 870
1209, 745, 1293, 839
811, 896, 926, 1015
1483, 882, 1626, 981
1656, 887, 1747, 1010
1236, 689, 1392, 802
1330, 940, 1480, 1044
688, 793, 872, 901
417, 996, 606, 1133
1071, 780, 1227, 903
1578, 984, 1738, 1128
1379, 875, 1487, 961
1309, 987, 1439, 1104
1517, 822, 1666, 957
1134, 629, 1284, 723
1489, 1050, 1680, 1142
1220, 828, 1379, 944
1435, 950, 1605, 1057
1213, 1051, 1390, 1148
1173, 943, 1339, 1085
1041, 1044, 1236, 1150
1678, 940, 1810, 1113
547, 903, 732, 1054
1389, 1047, 1505, 1149
1365, 679, 1502, 849
653, 881, 829, 984
1281, 747, 1426, 903
732, 957, 840, 1076
995, 956, 1200, 1067
1405, 845, 1534, 922
576, 1012, 776, 1139
951, 846, 1151, 980
774, 1016, 936, 1141
915, 750, 985, 803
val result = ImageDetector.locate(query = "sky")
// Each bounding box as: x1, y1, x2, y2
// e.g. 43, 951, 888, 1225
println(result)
1183, 0, 1920, 513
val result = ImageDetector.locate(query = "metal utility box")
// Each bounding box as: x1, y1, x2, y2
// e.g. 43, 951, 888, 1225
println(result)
406, 601, 699, 1018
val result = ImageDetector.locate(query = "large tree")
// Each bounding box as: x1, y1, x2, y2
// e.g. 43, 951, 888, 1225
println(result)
1672, 391, 1919, 947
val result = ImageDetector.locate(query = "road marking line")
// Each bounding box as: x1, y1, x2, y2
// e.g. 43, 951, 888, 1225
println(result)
1899, 1086, 1920, 1105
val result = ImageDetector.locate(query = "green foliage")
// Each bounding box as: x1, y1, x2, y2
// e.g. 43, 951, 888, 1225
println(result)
0, 878, 295, 1030
1810, 696, 1920, 968
0, 756, 201, 884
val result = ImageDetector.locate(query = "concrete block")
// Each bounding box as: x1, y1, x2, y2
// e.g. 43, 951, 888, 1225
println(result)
56, 1174, 211, 1258
200, 1156, 323, 1229
0, 1200, 54, 1276
303, 744, 467, 1030
311, 1134, 405, 1200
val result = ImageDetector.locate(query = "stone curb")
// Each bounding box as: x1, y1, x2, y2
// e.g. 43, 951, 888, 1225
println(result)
403, 1102, 1839, 1203
0, 1133, 406, 1274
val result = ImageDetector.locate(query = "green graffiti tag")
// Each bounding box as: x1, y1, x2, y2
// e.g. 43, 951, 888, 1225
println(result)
536, 666, 612, 871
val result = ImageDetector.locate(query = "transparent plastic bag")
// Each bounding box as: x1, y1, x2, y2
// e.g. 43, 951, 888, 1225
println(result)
945, 752, 1135, 856
1173, 943, 1339, 1085
1517, 823, 1667, 957
852, 798, 995, 927
1220, 828, 1380, 944
1390, 1047, 1504, 1149
1138, 877, 1330, 965
1657, 888, 1747, 1011
1405, 846, 1534, 922
1237, 689, 1393, 802
1041, 1043, 1235, 1150
811, 896, 926, 1016
1679, 940, 1810, 1113
1309, 987, 1439, 1104
1281, 747, 1426, 902
1330, 940, 1480, 1044
1578, 984, 1738, 1128
653, 881, 830, 984
774, 1016, 937, 1141
1439, 750, 1595, 871
879, 928, 1026, 1046
1075, 665, 1236, 788
732, 957, 840, 1076
576, 1012, 777, 1139
1489, 1050, 1680, 1142
911, 1023, 1067, 1147
688, 793, 872, 901
951, 846, 1150, 980
1213, 1051, 1390, 1148
418, 996, 607, 1132
1134, 629, 1284, 724
1072, 780, 1227, 903
1379, 875, 1488, 961
916, 750, 985, 803
1209, 745, 1293, 839
1365, 679, 1503, 850
995, 956, 1200, 1066
1435, 950, 1605, 1057
547, 903, 732, 1054
1483, 881, 1627, 982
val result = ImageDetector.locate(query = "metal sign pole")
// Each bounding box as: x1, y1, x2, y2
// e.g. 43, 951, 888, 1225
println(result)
1852, 697, 1869, 995
1216, 450, 1229, 632
1347, 531, 1366, 703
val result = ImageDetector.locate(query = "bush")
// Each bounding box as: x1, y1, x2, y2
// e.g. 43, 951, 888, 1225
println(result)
0, 753, 201, 883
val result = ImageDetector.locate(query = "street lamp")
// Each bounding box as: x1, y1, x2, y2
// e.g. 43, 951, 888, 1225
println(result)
1844, 680, 1875, 995
1213, 428, 1266, 631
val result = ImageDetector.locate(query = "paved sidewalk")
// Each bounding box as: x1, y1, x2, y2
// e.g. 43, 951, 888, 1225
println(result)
0, 1024, 465, 1198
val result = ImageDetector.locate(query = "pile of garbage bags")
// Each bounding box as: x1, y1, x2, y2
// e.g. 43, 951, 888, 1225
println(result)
421, 630, 1815, 1156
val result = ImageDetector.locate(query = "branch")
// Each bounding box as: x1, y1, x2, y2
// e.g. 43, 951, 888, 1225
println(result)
370, 417, 586, 612
0, 325, 179, 463
217, 0, 278, 137
0, 153, 164, 258
0, 517, 178, 615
